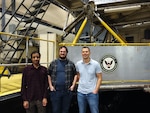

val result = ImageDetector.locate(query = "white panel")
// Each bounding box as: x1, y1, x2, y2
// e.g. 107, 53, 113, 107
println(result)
39, 33, 56, 67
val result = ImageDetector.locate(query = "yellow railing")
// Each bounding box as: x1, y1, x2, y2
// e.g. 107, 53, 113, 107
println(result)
59, 43, 150, 46
0, 32, 55, 43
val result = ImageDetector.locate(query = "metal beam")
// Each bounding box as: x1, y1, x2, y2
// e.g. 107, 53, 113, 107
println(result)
72, 17, 87, 44
94, 12, 126, 45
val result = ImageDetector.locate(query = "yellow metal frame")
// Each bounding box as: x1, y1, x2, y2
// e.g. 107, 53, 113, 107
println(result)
72, 17, 88, 44
94, 12, 127, 45
70, 12, 128, 45
0, 66, 10, 75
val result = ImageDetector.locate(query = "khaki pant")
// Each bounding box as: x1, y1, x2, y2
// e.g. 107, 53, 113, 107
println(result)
26, 100, 46, 113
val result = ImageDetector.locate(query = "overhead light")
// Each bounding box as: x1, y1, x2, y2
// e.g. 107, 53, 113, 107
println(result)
94, 0, 127, 5
104, 5, 141, 13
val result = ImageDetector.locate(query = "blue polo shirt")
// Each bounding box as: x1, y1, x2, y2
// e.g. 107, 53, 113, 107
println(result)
76, 59, 102, 94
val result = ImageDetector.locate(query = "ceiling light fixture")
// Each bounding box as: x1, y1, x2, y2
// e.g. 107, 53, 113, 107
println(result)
104, 5, 141, 13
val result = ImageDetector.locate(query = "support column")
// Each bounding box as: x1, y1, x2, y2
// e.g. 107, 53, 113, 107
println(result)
2, 0, 6, 32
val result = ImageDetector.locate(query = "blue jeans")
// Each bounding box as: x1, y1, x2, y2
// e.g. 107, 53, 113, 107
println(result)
50, 90, 73, 113
77, 92, 99, 113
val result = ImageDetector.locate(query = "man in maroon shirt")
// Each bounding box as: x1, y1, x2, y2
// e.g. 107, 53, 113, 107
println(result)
21, 51, 48, 113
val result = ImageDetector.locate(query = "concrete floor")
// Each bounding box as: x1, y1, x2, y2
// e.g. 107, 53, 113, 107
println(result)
0, 90, 150, 113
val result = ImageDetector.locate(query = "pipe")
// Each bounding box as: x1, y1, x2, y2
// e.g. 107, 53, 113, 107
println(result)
25, 36, 29, 65
2, 0, 6, 32
100, 84, 150, 90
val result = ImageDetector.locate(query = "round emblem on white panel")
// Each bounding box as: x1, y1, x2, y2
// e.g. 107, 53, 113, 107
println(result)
100, 55, 117, 72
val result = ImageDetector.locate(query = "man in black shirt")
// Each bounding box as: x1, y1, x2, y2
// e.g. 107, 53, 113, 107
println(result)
21, 51, 48, 113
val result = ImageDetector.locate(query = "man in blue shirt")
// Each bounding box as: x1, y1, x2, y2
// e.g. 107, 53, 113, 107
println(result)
48, 46, 77, 113
76, 46, 102, 113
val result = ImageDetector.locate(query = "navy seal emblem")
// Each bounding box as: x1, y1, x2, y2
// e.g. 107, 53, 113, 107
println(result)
100, 55, 117, 72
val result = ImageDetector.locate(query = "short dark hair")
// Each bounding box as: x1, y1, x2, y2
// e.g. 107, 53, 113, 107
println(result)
31, 51, 41, 58
82, 46, 90, 52
59, 46, 68, 53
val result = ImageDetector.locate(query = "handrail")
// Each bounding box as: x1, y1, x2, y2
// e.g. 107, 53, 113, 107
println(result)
0, 62, 50, 66
59, 43, 150, 46
0, 32, 55, 43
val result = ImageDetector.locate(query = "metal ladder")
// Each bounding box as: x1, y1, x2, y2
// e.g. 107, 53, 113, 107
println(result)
0, 0, 52, 77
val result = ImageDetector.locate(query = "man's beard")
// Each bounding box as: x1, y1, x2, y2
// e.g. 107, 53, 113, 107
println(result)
59, 56, 66, 59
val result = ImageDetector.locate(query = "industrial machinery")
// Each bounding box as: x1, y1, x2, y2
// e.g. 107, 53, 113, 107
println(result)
55, 0, 150, 91
0, 0, 150, 110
